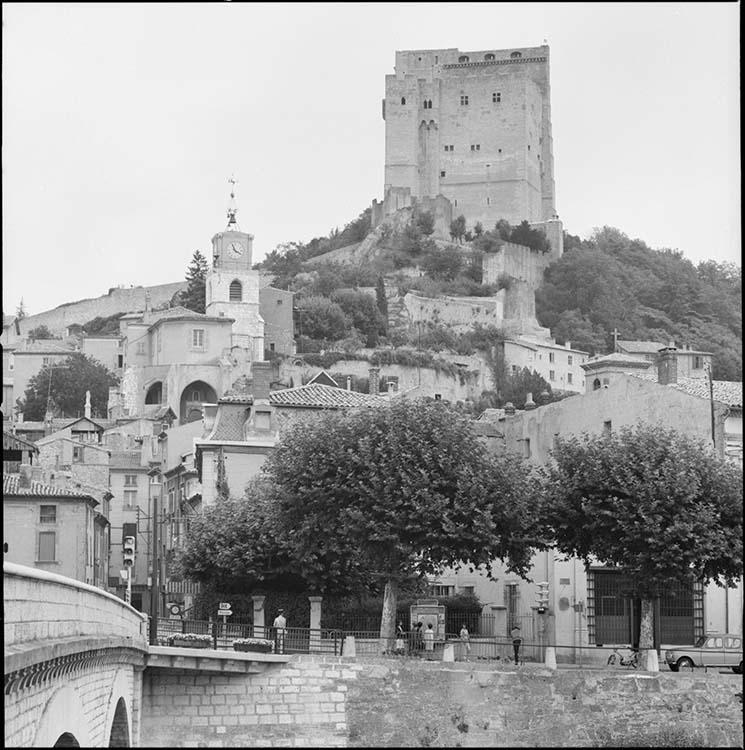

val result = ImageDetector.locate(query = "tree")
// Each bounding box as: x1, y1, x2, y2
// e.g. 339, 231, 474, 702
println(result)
449, 215, 467, 244
181, 250, 209, 313
493, 366, 558, 409
263, 399, 535, 648
19, 352, 119, 420
294, 295, 350, 342
176, 478, 305, 593
330, 289, 386, 348
421, 245, 463, 281
416, 211, 435, 236
539, 424, 743, 655
375, 276, 388, 335
28, 325, 54, 341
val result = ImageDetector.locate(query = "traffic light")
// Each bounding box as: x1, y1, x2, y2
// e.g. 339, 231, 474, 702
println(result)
123, 536, 136, 568
536, 581, 549, 614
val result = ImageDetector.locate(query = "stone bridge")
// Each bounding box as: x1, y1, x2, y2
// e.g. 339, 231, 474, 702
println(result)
4, 562, 149, 747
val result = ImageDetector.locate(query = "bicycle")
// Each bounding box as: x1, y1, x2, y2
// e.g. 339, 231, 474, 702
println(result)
607, 646, 640, 668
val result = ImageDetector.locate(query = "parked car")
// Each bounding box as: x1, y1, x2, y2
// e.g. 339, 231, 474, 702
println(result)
665, 634, 742, 673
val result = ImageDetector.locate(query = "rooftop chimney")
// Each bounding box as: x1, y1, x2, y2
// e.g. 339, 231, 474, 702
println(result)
346, 376, 352, 391
524, 392, 537, 410
369, 367, 380, 396
251, 361, 272, 402
504, 401, 516, 415
19, 463, 33, 489
84, 390, 92, 420
657, 341, 678, 385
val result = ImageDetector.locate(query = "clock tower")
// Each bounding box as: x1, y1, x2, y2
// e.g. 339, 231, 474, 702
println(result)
206, 178, 265, 360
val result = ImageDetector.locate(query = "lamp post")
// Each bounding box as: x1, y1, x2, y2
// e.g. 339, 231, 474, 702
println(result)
148, 475, 162, 646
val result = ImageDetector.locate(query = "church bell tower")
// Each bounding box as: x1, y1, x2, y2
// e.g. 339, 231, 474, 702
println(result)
206, 177, 265, 360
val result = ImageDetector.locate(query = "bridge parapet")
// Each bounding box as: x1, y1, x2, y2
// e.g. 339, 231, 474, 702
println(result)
4, 562, 147, 673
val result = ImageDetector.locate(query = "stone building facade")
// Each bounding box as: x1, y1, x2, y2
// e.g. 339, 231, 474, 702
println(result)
380, 45, 556, 231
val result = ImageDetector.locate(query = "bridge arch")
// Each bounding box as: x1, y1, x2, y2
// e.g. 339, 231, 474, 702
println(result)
34, 684, 92, 748
104, 667, 133, 747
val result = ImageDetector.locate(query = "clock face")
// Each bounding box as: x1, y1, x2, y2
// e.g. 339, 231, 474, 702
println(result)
227, 241, 244, 258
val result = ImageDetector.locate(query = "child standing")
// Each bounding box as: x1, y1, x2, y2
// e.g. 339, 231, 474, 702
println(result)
424, 622, 435, 656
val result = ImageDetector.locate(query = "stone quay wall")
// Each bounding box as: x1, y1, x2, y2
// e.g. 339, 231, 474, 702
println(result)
140, 657, 742, 748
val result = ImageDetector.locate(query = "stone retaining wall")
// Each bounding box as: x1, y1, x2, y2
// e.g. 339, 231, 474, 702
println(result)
141, 657, 743, 747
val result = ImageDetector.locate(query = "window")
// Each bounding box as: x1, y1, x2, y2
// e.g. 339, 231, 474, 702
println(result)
123, 490, 137, 509
136, 342, 145, 355
460, 95, 469, 106
511, 365, 518, 374
603, 420, 612, 437
510, 51, 522, 58
38, 532, 56, 561
429, 584, 454, 596
434, 394, 442, 401
72, 445, 83, 462
269, 343, 275, 352
117, 354, 123, 368
458, 55, 470, 63
485, 53, 495, 61
461, 585, 475, 595
192, 329, 205, 349
276, 298, 283, 305
40, 505, 56, 523
498, 148, 502, 154
593, 378, 601, 391
693, 355, 703, 369
470, 144, 480, 151
443, 144, 454, 152
440, 170, 446, 177
157, 330, 162, 352
423, 99, 433, 109
492, 92, 501, 103
568, 355, 573, 365
124, 474, 137, 487
487, 197, 490, 205
43, 357, 50, 367
549, 370, 555, 381
528, 145, 531, 151
549, 352, 555, 363
229, 280, 242, 302
401, 97, 406, 105
522, 438, 531, 459
567, 373, 573, 385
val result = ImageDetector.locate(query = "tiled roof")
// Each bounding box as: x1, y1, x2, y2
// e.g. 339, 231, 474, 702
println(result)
2, 430, 40, 452
617, 340, 665, 353
269, 383, 389, 409
581, 353, 652, 371
16, 340, 76, 354
207, 403, 251, 441
3, 474, 94, 499
139, 405, 177, 420
632, 374, 743, 407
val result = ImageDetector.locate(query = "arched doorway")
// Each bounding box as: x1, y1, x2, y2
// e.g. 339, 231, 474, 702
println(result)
54, 734, 80, 747
145, 382, 163, 405
108, 697, 130, 747
179, 380, 217, 424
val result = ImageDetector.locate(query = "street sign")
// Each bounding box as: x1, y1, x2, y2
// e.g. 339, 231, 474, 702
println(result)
218, 609, 232, 617
219, 602, 231, 610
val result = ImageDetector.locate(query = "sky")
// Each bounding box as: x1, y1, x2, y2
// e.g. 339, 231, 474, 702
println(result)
2, 2, 740, 317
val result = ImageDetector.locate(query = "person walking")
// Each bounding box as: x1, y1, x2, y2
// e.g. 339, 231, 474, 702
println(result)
273, 609, 287, 654
412, 621, 424, 655
459, 624, 471, 661
395, 621, 406, 655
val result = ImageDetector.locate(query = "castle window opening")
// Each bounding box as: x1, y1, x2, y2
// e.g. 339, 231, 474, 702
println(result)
401, 97, 406, 105
528, 145, 531, 151
498, 148, 502, 153
567, 373, 573, 384
458, 55, 470, 63
549, 370, 555, 381
229, 279, 242, 302
117, 354, 123, 368
568, 355, 573, 365
493, 92, 501, 103
454, 199, 457, 207
549, 352, 555, 363
510, 51, 522, 58
435, 56, 438, 63
277, 299, 283, 305
440, 170, 446, 177
593, 378, 601, 391
460, 94, 469, 106
191, 389, 203, 402
485, 53, 495, 61
603, 420, 612, 437
487, 197, 490, 204
270, 343, 275, 352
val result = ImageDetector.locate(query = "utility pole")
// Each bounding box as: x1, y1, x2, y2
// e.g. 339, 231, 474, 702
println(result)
148, 474, 162, 646
704, 362, 716, 448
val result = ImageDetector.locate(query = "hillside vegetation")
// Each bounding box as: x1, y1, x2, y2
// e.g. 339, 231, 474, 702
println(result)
260, 213, 741, 381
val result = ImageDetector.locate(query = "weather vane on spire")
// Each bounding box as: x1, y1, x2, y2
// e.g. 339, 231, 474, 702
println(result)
226, 174, 240, 230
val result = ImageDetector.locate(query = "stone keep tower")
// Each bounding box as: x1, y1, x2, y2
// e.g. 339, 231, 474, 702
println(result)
206, 179, 265, 360
382, 45, 556, 229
